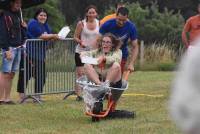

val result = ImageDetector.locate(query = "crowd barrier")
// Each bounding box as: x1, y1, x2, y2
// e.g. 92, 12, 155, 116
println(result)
21, 38, 76, 103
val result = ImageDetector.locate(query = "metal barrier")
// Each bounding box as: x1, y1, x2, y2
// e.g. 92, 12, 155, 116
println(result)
21, 38, 76, 103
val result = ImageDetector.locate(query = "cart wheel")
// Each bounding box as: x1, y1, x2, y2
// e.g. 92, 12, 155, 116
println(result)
93, 102, 103, 114
92, 117, 99, 122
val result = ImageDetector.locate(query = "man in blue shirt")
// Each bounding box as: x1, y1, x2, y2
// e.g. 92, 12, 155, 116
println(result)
99, 7, 139, 73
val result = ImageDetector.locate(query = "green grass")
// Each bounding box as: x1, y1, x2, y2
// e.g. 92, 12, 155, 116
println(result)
0, 71, 180, 134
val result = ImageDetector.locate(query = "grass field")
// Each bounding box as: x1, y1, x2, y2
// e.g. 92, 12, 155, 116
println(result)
0, 71, 180, 134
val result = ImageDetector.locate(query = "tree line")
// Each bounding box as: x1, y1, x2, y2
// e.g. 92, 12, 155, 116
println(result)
23, 0, 198, 45
60, 0, 199, 24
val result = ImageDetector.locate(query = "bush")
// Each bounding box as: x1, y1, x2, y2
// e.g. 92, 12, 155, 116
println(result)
127, 2, 185, 45
157, 62, 176, 71
134, 42, 180, 71
103, 2, 185, 46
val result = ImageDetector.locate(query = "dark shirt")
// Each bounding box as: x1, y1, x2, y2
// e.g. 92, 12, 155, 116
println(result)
0, 10, 22, 50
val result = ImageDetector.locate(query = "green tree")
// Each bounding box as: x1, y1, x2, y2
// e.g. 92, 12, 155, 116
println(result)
60, 0, 110, 24
59, 0, 199, 25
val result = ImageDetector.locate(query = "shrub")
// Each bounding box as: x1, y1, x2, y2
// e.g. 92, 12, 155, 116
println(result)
135, 42, 181, 71
127, 2, 185, 45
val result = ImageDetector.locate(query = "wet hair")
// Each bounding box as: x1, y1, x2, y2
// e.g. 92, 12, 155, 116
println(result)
97, 33, 122, 52
34, 8, 48, 23
84, 5, 98, 21
116, 7, 129, 16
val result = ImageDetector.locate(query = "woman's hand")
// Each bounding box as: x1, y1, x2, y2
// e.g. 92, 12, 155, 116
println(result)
127, 64, 134, 72
80, 52, 86, 58
21, 21, 27, 28
40, 34, 59, 40
52, 34, 59, 40
80, 40, 87, 48
97, 55, 105, 64
5, 50, 12, 60
74, 38, 86, 48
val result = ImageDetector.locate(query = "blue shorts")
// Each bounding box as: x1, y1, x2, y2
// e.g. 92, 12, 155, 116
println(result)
1, 47, 21, 73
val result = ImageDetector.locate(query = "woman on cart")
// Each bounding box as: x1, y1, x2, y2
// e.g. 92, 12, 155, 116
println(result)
79, 33, 135, 121
82, 33, 122, 89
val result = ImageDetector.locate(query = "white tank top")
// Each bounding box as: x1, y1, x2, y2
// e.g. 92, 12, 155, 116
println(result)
75, 19, 99, 53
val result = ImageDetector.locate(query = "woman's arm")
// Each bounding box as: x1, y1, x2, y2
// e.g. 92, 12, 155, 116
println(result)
182, 20, 191, 48
74, 21, 83, 45
39, 33, 59, 40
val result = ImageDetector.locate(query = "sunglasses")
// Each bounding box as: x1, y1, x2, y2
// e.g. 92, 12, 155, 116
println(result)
102, 40, 112, 46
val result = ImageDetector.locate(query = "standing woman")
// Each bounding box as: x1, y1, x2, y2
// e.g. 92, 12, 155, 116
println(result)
74, 5, 99, 101
17, 8, 59, 102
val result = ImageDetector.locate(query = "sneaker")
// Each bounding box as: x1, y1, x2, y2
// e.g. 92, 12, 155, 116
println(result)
100, 80, 110, 89
76, 96, 83, 101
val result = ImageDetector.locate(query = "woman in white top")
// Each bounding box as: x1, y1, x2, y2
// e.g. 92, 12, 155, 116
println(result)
74, 5, 99, 101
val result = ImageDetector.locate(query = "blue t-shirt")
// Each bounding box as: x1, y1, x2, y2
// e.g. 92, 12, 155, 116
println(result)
26, 19, 52, 60
99, 19, 137, 59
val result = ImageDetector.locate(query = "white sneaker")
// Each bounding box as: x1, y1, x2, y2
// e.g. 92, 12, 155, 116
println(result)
100, 80, 110, 90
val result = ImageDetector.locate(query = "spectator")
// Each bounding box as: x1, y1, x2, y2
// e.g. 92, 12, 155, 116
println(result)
182, 2, 200, 48
0, 0, 23, 105
17, 8, 59, 102
73, 5, 99, 101
99, 7, 139, 73
100, 2, 125, 26
82, 33, 122, 111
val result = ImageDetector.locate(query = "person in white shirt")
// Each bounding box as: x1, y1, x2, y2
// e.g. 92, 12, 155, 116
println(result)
73, 5, 99, 101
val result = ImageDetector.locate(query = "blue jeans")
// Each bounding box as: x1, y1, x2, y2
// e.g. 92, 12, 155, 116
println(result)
1, 47, 21, 73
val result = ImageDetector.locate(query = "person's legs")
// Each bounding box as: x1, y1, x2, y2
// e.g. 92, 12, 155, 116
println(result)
84, 64, 101, 85
34, 59, 45, 101
17, 52, 25, 100
106, 62, 121, 83
4, 72, 15, 102
4, 48, 21, 103
75, 53, 85, 100
75, 66, 85, 98
17, 55, 33, 100
0, 48, 15, 103
35, 59, 44, 93
0, 72, 5, 102
105, 62, 122, 111
0, 49, 11, 102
